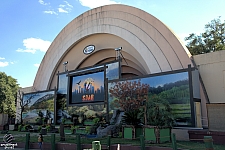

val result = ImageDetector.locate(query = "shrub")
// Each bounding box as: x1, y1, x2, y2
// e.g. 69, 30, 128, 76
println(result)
18, 124, 23, 131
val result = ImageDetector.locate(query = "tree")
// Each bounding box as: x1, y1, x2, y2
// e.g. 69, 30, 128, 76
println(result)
17, 90, 38, 124
109, 79, 149, 125
185, 17, 225, 55
109, 80, 149, 112
0, 72, 19, 117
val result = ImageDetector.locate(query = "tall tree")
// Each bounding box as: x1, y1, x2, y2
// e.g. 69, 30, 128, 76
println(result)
0, 72, 19, 117
109, 80, 149, 112
185, 17, 225, 55
17, 90, 38, 124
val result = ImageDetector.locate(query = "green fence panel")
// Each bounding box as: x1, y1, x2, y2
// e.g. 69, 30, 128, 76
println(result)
159, 128, 171, 143
144, 127, 156, 142
124, 127, 133, 139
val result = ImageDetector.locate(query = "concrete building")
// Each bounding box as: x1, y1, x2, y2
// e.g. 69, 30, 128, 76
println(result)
16, 4, 225, 140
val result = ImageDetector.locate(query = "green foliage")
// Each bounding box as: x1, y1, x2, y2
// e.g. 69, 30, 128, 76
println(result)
0, 72, 19, 117
70, 125, 79, 132
122, 109, 142, 126
146, 94, 174, 127
46, 124, 51, 132
38, 126, 42, 132
185, 17, 225, 55
93, 118, 100, 125
30, 98, 54, 111
85, 126, 91, 134
18, 124, 23, 131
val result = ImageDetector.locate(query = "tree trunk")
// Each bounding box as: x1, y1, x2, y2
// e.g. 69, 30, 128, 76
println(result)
60, 123, 65, 141
20, 107, 24, 124
155, 127, 160, 144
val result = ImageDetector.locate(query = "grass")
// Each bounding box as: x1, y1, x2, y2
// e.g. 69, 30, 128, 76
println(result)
4, 131, 225, 150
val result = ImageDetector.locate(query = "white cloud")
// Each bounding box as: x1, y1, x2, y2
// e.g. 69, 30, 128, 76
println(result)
64, 1, 73, 8
78, 0, 119, 9
58, 1, 73, 13
0, 57, 5, 60
58, 8, 68, 13
39, 0, 49, 5
34, 64, 40, 67
0, 61, 9, 67
44, 10, 58, 15
16, 38, 51, 54
59, 4, 66, 7
40, 1, 73, 15
16, 48, 36, 54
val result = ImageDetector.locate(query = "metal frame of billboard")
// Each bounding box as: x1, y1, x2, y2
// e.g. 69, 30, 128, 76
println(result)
67, 66, 106, 106
21, 89, 56, 124
107, 64, 196, 127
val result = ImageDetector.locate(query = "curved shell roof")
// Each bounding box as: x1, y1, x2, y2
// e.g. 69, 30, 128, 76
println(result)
33, 4, 192, 90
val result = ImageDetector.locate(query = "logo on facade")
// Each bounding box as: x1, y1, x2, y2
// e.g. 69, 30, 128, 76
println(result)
1, 133, 17, 149
83, 45, 95, 54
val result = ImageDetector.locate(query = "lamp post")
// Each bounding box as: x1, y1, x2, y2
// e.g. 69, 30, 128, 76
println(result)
63, 61, 68, 72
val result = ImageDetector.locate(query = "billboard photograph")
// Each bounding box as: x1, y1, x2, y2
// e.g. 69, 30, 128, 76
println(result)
108, 71, 192, 126
22, 90, 55, 124
106, 62, 119, 80
69, 71, 105, 104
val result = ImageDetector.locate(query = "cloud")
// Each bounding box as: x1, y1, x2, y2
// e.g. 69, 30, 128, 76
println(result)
44, 10, 58, 15
38, 0, 49, 5
0, 61, 9, 67
41, 1, 73, 15
16, 48, 36, 54
58, 1, 73, 13
64, 1, 73, 8
58, 8, 68, 13
16, 38, 51, 54
0, 57, 5, 60
78, 0, 119, 9
34, 64, 40, 67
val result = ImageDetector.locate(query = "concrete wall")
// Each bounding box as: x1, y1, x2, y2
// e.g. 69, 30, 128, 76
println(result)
193, 50, 225, 103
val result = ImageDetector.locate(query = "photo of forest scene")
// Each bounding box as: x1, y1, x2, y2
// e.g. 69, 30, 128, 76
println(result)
22, 90, 54, 124
108, 71, 192, 126
56, 91, 106, 124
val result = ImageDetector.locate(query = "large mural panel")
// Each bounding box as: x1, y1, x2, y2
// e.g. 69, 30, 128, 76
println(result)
70, 71, 105, 104
55, 61, 119, 124
22, 90, 54, 124
108, 71, 192, 126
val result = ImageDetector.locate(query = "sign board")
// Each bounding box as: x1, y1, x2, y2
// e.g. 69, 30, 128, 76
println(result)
83, 45, 95, 54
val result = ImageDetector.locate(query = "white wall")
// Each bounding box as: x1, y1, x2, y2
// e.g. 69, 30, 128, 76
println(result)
194, 50, 225, 103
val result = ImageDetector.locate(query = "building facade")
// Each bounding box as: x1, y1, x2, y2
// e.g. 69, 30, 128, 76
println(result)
17, 4, 225, 132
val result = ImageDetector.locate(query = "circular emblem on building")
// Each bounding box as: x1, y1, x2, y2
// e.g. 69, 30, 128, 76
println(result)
83, 45, 95, 54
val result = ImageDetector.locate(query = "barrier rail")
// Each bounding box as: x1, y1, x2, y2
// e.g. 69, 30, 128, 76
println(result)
23, 132, 216, 150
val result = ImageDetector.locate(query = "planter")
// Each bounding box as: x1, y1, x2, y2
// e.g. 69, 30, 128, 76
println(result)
122, 125, 143, 139
143, 126, 171, 143
83, 120, 95, 126
75, 127, 86, 135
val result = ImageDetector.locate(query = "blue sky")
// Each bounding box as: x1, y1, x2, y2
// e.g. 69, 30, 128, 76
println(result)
0, 0, 224, 88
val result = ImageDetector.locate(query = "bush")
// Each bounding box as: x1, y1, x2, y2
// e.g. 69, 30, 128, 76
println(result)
18, 124, 23, 131
37, 126, 42, 132
46, 125, 51, 132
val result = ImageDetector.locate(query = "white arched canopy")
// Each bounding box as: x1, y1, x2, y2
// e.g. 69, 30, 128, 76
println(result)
33, 4, 192, 90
